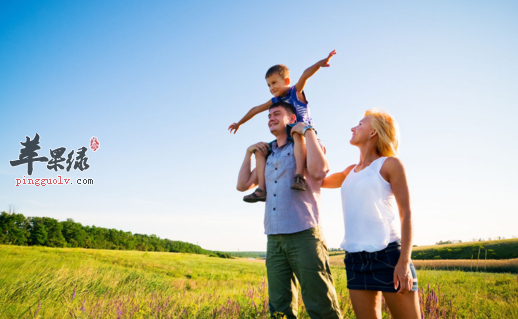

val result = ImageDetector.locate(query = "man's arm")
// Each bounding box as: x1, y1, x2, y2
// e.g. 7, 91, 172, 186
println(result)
295, 50, 336, 100
291, 123, 329, 182
236, 142, 269, 191
229, 100, 273, 134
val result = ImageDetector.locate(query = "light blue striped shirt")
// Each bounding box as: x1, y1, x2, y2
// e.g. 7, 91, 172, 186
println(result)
264, 140, 324, 235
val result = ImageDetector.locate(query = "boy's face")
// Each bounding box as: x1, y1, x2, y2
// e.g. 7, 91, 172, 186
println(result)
266, 73, 290, 97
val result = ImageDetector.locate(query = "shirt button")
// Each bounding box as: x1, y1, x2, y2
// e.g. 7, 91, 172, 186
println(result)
288, 153, 290, 155
275, 181, 277, 183
273, 208, 276, 211
274, 194, 276, 197
275, 168, 277, 170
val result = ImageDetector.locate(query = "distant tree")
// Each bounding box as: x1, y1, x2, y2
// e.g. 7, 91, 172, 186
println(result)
0, 212, 231, 258
29, 218, 48, 246
0, 212, 29, 245
40, 217, 66, 247
61, 219, 86, 247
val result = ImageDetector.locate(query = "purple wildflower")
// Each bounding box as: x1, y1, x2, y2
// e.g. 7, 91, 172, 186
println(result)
34, 300, 41, 317
81, 298, 86, 313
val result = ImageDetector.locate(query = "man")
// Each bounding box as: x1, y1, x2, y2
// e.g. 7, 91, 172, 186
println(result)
236, 101, 342, 319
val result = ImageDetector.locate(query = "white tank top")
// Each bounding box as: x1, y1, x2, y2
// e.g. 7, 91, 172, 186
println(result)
340, 157, 400, 253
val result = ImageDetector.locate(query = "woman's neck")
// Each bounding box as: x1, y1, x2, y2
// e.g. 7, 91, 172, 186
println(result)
356, 145, 380, 171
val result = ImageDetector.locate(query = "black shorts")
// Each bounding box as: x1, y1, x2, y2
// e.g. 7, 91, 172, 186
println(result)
344, 240, 418, 293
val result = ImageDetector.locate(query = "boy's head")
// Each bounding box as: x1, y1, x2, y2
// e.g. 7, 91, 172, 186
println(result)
265, 64, 291, 98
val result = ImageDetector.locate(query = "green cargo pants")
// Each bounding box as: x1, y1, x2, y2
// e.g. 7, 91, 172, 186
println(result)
266, 226, 342, 319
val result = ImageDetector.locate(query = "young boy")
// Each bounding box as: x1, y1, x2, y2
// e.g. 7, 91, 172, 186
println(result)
229, 50, 336, 203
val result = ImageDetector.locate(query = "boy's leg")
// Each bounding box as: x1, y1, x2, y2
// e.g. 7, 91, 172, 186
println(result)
243, 150, 267, 203
291, 132, 307, 191
256, 150, 267, 191
287, 226, 342, 319
292, 133, 306, 177
266, 234, 299, 319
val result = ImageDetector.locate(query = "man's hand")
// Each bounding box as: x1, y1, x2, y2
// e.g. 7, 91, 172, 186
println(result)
316, 50, 336, 67
228, 123, 241, 134
247, 142, 270, 156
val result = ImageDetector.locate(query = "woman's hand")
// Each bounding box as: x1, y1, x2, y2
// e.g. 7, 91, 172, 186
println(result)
393, 260, 413, 294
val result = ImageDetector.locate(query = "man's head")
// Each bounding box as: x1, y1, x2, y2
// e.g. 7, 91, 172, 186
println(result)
268, 101, 296, 136
265, 65, 291, 98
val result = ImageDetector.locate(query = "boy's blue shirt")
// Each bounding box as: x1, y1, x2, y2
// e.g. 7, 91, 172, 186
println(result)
271, 86, 313, 125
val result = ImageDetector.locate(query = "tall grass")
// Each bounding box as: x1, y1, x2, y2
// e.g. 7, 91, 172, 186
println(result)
413, 258, 518, 273
412, 238, 518, 260
1, 245, 517, 318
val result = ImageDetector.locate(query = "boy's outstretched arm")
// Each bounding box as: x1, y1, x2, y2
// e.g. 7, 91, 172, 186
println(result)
295, 50, 336, 98
228, 100, 273, 134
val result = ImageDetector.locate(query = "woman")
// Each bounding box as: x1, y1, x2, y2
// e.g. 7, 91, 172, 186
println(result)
322, 109, 420, 319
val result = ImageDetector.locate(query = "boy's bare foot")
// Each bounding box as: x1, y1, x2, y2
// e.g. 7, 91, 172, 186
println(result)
243, 188, 267, 203
291, 174, 306, 191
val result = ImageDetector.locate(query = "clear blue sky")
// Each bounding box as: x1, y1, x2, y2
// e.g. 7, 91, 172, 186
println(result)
1, 0, 517, 251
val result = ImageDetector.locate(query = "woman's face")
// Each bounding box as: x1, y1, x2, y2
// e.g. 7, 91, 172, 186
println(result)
350, 116, 374, 146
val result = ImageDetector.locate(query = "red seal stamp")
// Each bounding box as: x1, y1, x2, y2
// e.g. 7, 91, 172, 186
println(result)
90, 137, 100, 152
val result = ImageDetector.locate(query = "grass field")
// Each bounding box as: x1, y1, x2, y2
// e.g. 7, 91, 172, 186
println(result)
1, 245, 517, 318
329, 253, 518, 274
411, 238, 518, 260
413, 258, 518, 273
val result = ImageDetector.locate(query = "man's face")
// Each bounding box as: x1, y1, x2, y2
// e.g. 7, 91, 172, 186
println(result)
266, 73, 290, 97
268, 106, 295, 135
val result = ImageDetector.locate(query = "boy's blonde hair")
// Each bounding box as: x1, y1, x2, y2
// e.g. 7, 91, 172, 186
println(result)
265, 64, 290, 79
365, 108, 400, 157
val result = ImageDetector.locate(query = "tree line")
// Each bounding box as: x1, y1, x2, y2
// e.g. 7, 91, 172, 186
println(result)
0, 212, 231, 258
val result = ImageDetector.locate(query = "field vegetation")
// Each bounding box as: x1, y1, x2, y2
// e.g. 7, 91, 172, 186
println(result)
328, 238, 518, 262
0, 212, 231, 258
413, 258, 518, 273
1, 245, 517, 318
330, 254, 518, 274
226, 251, 267, 258
411, 238, 518, 260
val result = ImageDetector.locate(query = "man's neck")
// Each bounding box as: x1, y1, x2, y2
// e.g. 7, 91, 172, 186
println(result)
275, 133, 289, 147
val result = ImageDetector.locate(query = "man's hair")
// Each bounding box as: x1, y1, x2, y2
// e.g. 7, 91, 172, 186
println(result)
265, 64, 290, 79
269, 101, 296, 116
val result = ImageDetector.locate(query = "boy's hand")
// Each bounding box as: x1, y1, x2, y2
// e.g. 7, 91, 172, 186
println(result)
316, 50, 336, 67
296, 50, 337, 94
290, 122, 307, 137
228, 122, 241, 134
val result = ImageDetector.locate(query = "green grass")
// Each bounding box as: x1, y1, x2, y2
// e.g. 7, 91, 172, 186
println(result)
1, 245, 517, 318
411, 238, 518, 260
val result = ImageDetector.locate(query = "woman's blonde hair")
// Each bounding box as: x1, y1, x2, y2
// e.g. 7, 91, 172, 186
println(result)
365, 108, 400, 157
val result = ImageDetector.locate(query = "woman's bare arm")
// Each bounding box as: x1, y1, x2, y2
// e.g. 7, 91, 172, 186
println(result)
321, 165, 355, 188
382, 157, 413, 294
